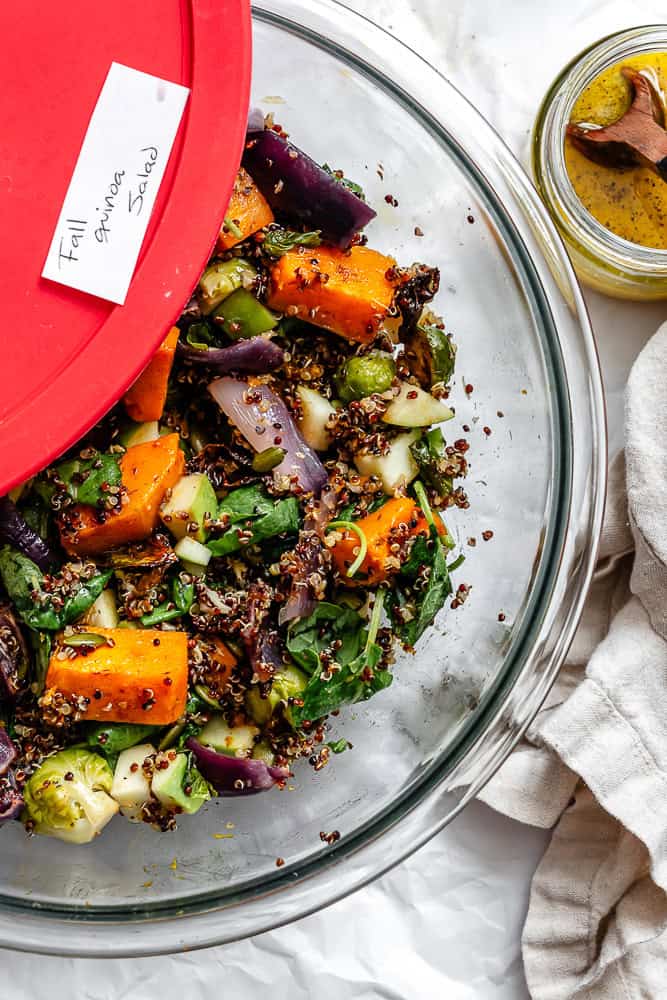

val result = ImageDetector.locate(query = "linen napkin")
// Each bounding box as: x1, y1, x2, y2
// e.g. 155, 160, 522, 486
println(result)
479, 321, 667, 999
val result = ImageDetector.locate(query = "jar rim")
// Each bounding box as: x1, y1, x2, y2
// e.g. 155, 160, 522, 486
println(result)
533, 24, 667, 278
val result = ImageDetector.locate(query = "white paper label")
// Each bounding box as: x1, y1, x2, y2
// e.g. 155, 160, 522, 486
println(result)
42, 63, 190, 305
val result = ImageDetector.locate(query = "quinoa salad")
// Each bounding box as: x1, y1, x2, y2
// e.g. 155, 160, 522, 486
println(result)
0, 114, 468, 844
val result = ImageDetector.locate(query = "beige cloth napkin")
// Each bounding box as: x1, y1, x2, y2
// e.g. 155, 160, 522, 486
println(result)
479, 321, 667, 999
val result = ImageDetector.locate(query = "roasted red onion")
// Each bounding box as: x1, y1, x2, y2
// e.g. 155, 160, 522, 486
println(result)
187, 739, 288, 796
0, 496, 53, 570
279, 529, 323, 626
177, 337, 284, 375
244, 630, 283, 683
243, 128, 376, 248
0, 605, 29, 702
208, 378, 328, 496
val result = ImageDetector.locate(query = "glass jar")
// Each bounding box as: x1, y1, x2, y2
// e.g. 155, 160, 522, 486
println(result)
533, 25, 667, 300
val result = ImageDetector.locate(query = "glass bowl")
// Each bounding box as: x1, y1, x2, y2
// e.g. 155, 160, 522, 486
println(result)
0, 0, 605, 956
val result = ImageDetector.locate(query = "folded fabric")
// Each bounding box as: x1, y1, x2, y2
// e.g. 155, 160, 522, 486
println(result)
478, 321, 667, 999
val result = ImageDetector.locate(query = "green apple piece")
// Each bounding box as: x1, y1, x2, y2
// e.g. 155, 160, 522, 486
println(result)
111, 744, 156, 822
296, 386, 335, 451
355, 430, 421, 494
174, 536, 212, 567
82, 589, 119, 629
119, 421, 160, 448
382, 384, 454, 428
151, 752, 211, 815
160, 473, 217, 543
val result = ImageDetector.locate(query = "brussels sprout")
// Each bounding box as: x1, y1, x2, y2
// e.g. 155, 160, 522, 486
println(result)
0, 604, 29, 701
198, 259, 257, 314
23, 748, 118, 844
403, 323, 456, 389
245, 665, 308, 727
334, 352, 396, 403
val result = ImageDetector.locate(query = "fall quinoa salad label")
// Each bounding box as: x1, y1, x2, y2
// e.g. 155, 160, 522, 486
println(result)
42, 63, 189, 305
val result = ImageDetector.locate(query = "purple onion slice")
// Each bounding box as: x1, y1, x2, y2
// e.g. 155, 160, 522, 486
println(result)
187, 739, 288, 796
209, 377, 327, 497
243, 128, 376, 248
0, 497, 53, 571
177, 337, 284, 375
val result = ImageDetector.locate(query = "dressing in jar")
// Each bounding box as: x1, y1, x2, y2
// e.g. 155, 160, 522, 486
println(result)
533, 26, 667, 300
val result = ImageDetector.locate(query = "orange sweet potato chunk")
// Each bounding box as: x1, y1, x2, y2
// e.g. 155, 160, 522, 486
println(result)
123, 325, 180, 422
266, 245, 400, 344
60, 435, 184, 556
45, 627, 188, 725
217, 167, 275, 251
331, 496, 431, 586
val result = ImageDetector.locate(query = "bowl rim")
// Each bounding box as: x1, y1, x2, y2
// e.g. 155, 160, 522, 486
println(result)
0, 0, 606, 956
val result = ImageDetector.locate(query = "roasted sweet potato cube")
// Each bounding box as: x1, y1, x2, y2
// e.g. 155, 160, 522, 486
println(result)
45, 627, 188, 725
267, 245, 400, 344
60, 435, 184, 556
123, 326, 180, 422
217, 167, 275, 251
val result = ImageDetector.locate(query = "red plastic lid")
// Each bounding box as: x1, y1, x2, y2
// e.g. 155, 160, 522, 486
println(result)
0, 0, 251, 495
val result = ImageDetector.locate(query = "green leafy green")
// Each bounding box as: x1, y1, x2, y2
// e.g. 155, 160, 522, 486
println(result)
322, 163, 367, 201
336, 495, 388, 522
286, 602, 363, 675
327, 739, 352, 754
385, 482, 456, 645
28, 630, 51, 695
217, 485, 275, 525
139, 574, 195, 627
38, 451, 122, 508
19, 494, 51, 540
287, 597, 392, 725
172, 576, 195, 613
0, 546, 112, 632
389, 533, 452, 647
85, 722, 158, 760
410, 428, 454, 499
159, 691, 209, 751
208, 497, 300, 557
262, 228, 322, 257
185, 321, 216, 350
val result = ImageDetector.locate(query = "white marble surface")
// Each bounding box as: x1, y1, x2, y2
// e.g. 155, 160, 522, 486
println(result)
5, 1, 667, 997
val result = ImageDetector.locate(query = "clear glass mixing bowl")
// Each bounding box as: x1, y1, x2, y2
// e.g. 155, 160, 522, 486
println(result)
0, 0, 605, 955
